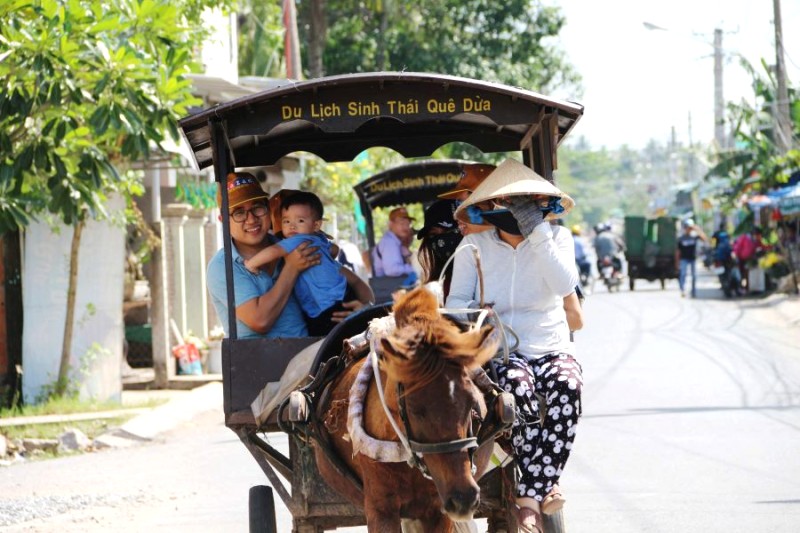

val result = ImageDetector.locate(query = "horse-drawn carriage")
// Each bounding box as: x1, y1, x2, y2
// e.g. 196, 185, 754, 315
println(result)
178, 72, 583, 532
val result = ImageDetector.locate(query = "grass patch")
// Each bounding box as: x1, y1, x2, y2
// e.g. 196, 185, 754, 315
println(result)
1, 415, 133, 441
0, 395, 165, 419
0, 396, 169, 458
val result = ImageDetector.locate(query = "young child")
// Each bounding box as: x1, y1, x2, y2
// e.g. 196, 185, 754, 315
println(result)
244, 191, 359, 336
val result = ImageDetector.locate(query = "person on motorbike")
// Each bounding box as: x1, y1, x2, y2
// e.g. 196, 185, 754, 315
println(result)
711, 228, 741, 296
571, 224, 591, 287
593, 222, 625, 278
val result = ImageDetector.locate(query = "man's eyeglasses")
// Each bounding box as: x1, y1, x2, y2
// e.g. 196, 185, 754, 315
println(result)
230, 204, 268, 223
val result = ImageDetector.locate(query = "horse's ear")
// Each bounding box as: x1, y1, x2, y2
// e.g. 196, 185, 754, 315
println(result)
463, 325, 499, 369
379, 336, 410, 364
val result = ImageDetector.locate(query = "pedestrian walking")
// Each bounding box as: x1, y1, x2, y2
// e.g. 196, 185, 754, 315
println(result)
675, 218, 708, 298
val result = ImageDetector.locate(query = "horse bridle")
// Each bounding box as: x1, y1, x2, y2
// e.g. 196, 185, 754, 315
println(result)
395, 381, 481, 479
393, 367, 515, 480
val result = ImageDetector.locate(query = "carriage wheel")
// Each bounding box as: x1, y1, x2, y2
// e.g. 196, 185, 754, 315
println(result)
249, 485, 277, 533
543, 509, 567, 533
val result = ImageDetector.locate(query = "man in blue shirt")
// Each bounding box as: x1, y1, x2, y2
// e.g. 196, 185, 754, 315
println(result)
372, 206, 417, 277
243, 191, 373, 335
206, 172, 319, 339
370, 207, 418, 301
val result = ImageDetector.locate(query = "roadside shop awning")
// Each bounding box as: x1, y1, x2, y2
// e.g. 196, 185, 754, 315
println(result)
746, 194, 775, 209
778, 184, 800, 216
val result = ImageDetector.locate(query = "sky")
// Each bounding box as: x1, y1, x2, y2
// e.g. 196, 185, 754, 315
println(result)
550, 0, 800, 150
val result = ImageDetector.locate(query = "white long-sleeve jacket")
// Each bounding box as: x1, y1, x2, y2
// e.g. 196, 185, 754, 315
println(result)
446, 223, 578, 359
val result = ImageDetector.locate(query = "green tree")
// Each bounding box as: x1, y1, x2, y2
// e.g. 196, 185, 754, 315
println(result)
708, 58, 800, 206
296, 0, 581, 95
0, 0, 232, 397
237, 1, 285, 77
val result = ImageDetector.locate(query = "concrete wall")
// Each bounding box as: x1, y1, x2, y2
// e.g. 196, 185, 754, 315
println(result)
21, 197, 125, 403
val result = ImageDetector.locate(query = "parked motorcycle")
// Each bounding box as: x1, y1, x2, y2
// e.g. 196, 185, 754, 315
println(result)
711, 231, 741, 297
598, 255, 623, 292
713, 259, 741, 297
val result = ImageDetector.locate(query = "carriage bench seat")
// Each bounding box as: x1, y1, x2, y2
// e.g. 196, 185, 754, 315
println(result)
224, 303, 392, 430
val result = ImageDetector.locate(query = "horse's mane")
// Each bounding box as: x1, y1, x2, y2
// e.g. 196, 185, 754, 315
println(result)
380, 288, 497, 395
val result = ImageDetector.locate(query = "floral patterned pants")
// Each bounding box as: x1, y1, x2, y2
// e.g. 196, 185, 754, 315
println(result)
494, 352, 583, 500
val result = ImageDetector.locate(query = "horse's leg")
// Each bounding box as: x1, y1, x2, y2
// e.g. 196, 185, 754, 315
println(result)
364, 502, 402, 533
362, 466, 403, 533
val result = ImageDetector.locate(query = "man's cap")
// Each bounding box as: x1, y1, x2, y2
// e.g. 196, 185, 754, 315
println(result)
389, 207, 415, 222
216, 172, 269, 210
438, 163, 497, 199
417, 199, 458, 239
453, 158, 574, 224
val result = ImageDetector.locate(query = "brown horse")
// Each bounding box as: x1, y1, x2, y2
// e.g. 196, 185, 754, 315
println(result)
314, 287, 499, 532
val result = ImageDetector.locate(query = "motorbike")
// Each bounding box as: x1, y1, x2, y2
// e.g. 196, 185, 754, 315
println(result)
598, 255, 623, 292
576, 259, 592, 290
713, 259, 741, 297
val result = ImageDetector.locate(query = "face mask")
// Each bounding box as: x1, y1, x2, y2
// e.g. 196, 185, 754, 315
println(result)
431, 231, 463, 262
481, 209, 522, 235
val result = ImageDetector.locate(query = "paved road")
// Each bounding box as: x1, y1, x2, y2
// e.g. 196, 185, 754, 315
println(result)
2, 270, 799, 532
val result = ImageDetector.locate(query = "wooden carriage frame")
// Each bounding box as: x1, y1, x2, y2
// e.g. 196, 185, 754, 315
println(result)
178, 72, 583, 532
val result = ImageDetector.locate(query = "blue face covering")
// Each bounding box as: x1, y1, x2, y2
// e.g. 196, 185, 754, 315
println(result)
542, 197, 565, 217
466, 205, 485, 224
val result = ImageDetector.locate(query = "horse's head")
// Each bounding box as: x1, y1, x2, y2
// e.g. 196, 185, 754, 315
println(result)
378, 288, 498, 521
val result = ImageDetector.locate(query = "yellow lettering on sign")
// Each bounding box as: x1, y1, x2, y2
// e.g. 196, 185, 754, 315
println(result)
348, 101, 381, 116
386, 99, 419, 114
424, 172, 461, 186
281, 105, 302, 120
427, 98, 456, 114
366, 176, 427, 193
463, 96, 491, 112
310, 102, 341, 118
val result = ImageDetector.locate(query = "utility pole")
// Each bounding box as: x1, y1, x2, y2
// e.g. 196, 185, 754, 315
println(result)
773, 0, 792, 153
283, 0, 302, 79
644, 22, 728, 150
714, 28, 725, 149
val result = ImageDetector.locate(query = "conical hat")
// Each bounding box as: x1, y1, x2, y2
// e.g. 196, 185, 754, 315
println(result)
453, 159, 574, 223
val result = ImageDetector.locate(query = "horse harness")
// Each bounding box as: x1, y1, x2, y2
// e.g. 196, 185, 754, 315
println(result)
394, 368, 516, 480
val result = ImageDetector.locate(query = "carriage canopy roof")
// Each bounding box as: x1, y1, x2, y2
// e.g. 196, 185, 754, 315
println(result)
178, 72, 583, 174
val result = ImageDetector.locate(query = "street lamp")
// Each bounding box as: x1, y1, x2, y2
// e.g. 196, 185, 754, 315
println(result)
643, 22, 727, 150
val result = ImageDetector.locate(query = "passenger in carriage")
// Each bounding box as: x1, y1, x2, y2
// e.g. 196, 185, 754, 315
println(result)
243, 191, 373, 336
206, 173, 370, 339
438, 162, 496, 236
431, 162, 584, 332
416, 198, 462, 298
372, 206, 418, 278
446, 159, 583, 533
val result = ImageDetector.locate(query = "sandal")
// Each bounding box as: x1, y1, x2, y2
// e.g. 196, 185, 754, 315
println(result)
512, 504, 543, 533
541, 483, 566, 515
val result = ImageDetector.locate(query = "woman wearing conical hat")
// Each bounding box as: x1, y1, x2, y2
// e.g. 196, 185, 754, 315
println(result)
446, 158, 583, 533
